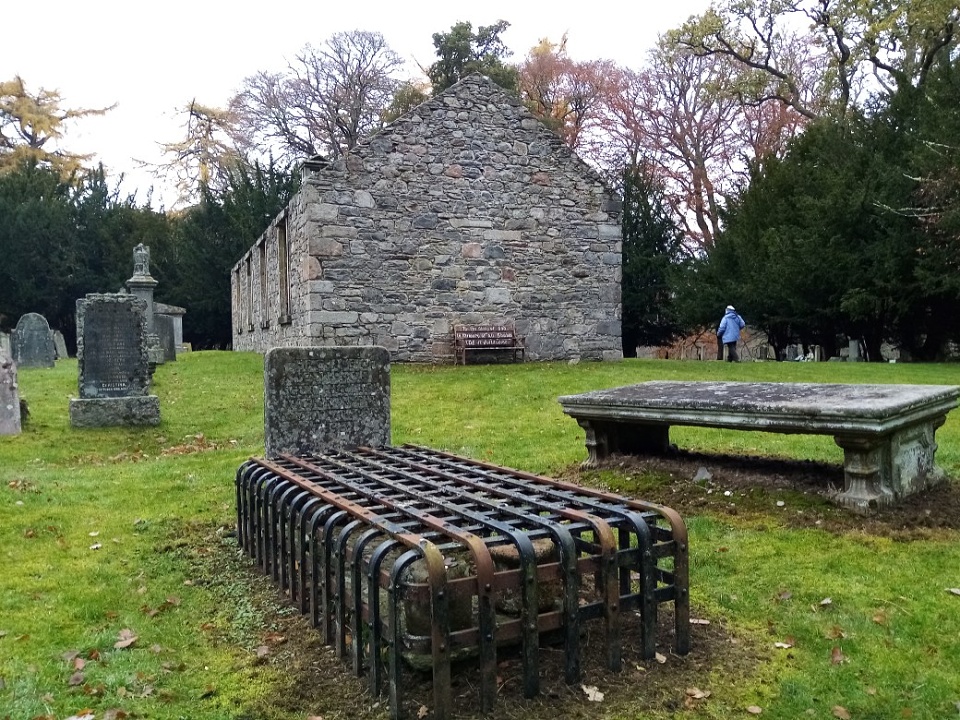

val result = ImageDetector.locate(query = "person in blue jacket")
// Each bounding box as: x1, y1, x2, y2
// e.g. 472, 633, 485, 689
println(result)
718, 305, 745, 361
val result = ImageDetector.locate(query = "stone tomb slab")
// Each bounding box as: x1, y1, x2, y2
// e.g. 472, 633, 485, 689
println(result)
12, 313, 56, 368
264, 346, 390, 458
559, 381, 960, 512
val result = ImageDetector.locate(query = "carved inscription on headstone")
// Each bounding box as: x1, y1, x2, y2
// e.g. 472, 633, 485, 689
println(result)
264, 347, 390, 458
12, 313, 56, 368
77, 294, 149, 398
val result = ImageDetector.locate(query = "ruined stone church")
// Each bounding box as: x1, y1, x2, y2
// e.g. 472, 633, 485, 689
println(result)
231, 73, 622, 362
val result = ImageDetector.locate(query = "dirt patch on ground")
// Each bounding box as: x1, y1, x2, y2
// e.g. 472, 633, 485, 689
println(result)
568, 450, 960, 538
233, 593, 755, 720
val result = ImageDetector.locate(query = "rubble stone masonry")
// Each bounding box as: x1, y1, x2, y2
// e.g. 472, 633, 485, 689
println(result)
232, 74, 622, 362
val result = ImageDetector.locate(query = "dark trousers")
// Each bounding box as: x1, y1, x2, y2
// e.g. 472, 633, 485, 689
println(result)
717, 335, 724, 360
725, 341, 739, 362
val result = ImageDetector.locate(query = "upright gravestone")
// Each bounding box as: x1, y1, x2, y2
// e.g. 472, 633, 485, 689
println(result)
0, 356, 21, 436
52, 330, 69, 360
155, 303, 187, 356
155, 314, 177, 362
12, 313, 56, 368
264, 347, 390, 458
0, 331, 10, 360
69, 293, 160, 427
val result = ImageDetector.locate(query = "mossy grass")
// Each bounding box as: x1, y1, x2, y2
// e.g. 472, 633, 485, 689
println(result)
2, 352, 959, 718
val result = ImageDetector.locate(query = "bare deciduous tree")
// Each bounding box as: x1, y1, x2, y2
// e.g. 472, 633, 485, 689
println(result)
149, 100, 240, 208
600, 37, 808, 250
672, 0, 958, 119
517, 36, 616, 156
229, 30, 404, 163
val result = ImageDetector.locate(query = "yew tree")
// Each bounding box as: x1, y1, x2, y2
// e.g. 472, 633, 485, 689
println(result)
620, 164, 688, 354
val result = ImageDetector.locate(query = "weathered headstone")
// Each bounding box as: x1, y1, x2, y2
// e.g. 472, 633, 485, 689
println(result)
848, 339, 862, 362
69, 293, 160, 427
155, 314, 177, 362
0, 356, 21, 435
155, 303, 187, 354
53, 330, 69, 360
0, 331, 10, 359
12, 313, 56, 368
264, 347, 390, 458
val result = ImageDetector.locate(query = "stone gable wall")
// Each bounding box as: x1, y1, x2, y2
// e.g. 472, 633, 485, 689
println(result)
232, 74, 622, 362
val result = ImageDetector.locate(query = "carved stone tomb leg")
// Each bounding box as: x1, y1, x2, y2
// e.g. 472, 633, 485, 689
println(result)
576, 418, 607, 468
887, 417, 947, 497
833, 434, 893, 512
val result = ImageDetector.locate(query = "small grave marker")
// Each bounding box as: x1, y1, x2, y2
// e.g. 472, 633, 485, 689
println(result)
12, 313, 56, 368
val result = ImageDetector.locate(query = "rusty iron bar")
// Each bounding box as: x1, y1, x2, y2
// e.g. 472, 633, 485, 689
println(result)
278, 452, 504, 710
399, 444, 691, 655
237, 460, 455, 718
236, 446, 690, 720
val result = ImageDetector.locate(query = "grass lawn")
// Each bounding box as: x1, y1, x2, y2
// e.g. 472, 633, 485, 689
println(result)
1, 351, 959, 720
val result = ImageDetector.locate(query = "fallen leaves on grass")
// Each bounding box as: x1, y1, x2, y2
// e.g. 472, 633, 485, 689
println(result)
832, 706, 851, 719
814, 597, 833, 611
685, 687, 711, 702
746, 706, 763, 714
114, 629, 138, 649
830, 646, 846, 664
947, 588, 960, 596
161, 433, 221, 456
142, 596, 181, 618
773, 639, 794, 649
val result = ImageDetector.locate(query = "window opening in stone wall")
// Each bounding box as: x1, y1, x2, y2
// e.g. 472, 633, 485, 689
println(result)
245, 255, 254, 331
258, 240, 269, 328
277, 216, 291, 324
233, 266, 242, 334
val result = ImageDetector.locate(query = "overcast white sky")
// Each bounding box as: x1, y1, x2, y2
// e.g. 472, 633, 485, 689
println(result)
3, 0, 712, 208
